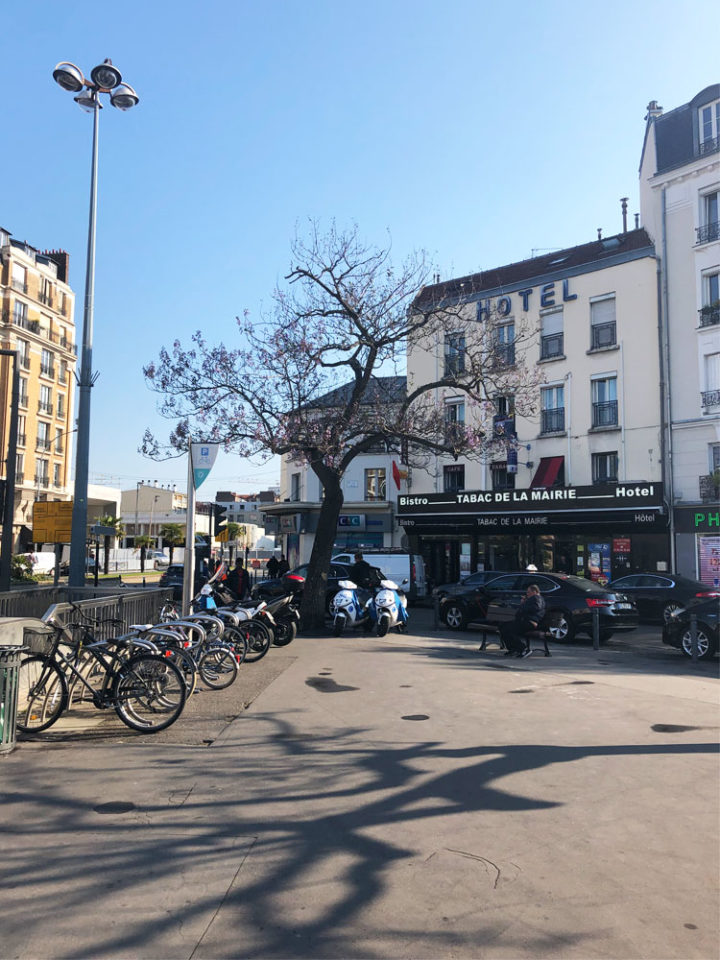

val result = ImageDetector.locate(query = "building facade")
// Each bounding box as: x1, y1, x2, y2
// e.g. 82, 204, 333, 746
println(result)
639, 85, 720, 584
400, 229, 668, 587
0, 227, 77, 551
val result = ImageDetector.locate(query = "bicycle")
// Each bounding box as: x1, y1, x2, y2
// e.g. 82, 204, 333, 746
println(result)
17, 615, 187, 735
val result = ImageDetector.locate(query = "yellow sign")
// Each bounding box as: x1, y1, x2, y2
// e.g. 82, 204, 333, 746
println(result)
32, 501, 73, 543
216, 529, 229, 542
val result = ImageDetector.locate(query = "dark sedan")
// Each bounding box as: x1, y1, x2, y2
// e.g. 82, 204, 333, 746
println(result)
431, 570, 510, 601
607, 573, 720, 623
252, 562, 383, 611
439, 571, 638, 642
662, 597, 719, 660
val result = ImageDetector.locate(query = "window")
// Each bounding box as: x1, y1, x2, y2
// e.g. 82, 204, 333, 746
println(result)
364, 468, 386, 501
39, 385, 52, 415
592, 451, 619, 484
39, 277, 53, 307
540, 385, 565, 433
57, 394, 65, 419
36, 421, 50, 451
59, 359, 68, 383
17, 415, 26, 447
35, 458, 49, 487
18, 377, 28, 409
40, 348, 54, 378
53, 463, 62, 488
55, 428, 64, 453
590, 296, 617, 348
443, 464, 465, 493
699, 99, 720, 151
11, 262, 27, 293
491, 462, 515, 491
494, 322, 515, 367
444, 332, 466, 377
15, 453, 24, 483
290, 472, 301, 502
710, 443, 720, 473
540, 309, 564, 359
445, 398, 465, 445
697, 191, 719, 244
592, 376, 618, 427
702, 353, 720, 409
17, 339, 30, 369
700, 271, 720, 328
13, 300, 28, 326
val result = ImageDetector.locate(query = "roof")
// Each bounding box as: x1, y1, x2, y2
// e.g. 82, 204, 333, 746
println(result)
649, 84, 720, 175
311, 375, 407, 409
413, 228, 654, 308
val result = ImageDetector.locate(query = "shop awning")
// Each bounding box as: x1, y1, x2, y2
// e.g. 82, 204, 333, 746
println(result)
531, 456, 564, 488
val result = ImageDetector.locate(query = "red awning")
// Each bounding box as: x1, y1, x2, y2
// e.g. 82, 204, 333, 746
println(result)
531, 456, 564, 488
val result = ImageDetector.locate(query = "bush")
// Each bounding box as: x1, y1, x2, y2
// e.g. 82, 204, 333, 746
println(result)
11, 554, 38, 582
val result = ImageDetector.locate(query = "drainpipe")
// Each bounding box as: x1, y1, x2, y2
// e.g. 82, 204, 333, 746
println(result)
660, 188, 676, 571
565, 371, 572, 484
620, 341, 627, 480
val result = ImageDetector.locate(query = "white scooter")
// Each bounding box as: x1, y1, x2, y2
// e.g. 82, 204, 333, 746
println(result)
371, 578, 410, 636
331, 579, 372, 636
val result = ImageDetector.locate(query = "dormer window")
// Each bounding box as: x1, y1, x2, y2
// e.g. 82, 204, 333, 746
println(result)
699, 99, 720, 152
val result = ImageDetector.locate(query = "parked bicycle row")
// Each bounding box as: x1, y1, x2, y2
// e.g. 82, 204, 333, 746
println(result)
15, 581, 301, 737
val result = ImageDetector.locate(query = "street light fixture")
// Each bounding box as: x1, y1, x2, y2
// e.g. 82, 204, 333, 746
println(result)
53, 59, 139, 588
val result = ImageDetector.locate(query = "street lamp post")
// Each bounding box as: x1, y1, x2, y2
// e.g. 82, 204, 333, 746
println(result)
52, 59, 139, 588
0, 350, 19, 591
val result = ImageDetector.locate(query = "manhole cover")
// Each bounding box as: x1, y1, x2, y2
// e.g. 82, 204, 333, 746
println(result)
401, 714, 429, 721
651, 724, 701, 733
93, 801, 135, 815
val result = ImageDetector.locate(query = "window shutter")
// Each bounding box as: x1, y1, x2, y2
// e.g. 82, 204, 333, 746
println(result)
705, 353, 720, 390
590, 298, 616, 326
541, 309, 563, 336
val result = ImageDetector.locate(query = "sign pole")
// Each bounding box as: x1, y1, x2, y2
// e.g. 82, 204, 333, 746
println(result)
182, 439, 196, 617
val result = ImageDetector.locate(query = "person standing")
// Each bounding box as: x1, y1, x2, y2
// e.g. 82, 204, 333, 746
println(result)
266, 555, 280, 578
349, 552, 376, 589
226, 558, 251, 601
277, 554, 290, 576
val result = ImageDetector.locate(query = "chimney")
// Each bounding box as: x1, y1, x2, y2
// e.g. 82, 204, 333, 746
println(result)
634, 213, 640, 229
620, 197, 628, 233
597, 228, 603, 240
645, 100, 663, 121
43, 249, 70, 283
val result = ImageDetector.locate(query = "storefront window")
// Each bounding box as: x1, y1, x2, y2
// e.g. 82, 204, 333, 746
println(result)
443, 464, 465, 492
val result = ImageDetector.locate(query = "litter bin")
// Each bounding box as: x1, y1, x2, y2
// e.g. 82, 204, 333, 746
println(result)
0, 646, 26, 755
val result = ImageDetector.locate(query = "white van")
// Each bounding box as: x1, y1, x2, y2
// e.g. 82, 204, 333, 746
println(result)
331, 552, 427, 604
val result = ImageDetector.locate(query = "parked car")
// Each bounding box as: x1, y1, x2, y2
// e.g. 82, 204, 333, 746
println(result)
439, 571, 638, 642
662, 597, 719, 660
253, 561, 384, 611
606, 573, 720, 623
431, 570, 511, 602
147, 550, 170, 570
159, 563, 185, 600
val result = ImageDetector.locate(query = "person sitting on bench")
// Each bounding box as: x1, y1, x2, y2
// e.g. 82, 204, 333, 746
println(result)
500, 584, 546, 658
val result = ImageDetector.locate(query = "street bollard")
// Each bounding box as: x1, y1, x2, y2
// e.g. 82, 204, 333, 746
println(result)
690, 612, 698, 663
592, 606, 600, 650
433, 594, 439, 630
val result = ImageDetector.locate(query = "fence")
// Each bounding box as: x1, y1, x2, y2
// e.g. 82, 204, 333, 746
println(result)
0, 585, 166, 628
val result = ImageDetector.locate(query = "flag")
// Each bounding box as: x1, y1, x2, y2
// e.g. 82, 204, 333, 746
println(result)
392, 460, 401, 489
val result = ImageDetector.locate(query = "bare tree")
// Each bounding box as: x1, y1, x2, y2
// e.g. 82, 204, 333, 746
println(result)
144, 223, 539, 628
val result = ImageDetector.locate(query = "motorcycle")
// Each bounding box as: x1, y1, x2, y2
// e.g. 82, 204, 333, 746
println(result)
261, 594, 300, 646
370, 578, 410, 637
331, 579, 372, 636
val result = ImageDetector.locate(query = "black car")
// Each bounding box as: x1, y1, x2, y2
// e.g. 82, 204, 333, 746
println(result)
606, 573, 720, 623
432, 570, 511, 601
662, 597, 719, 660
252, 562, 383, 611
439, 571, 638, 642
159, 563, 185, 600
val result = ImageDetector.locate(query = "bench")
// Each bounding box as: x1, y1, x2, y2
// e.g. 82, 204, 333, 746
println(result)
478, 621, 555, 658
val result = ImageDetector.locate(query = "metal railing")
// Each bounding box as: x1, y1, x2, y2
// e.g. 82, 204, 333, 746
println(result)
540, 408, 565, 433
0, 586, 166, 627
40, 364, 55, 379
591, 321, 617, 349
38, 401, 53, 415
699, 134, 720, 157
493, 343, 515, 367
699, 474, 720, 502
699, 305, 720, 328
540, 333, 564, 359
696, 221, 720, 244
11, 279, 27, 294
701, 388, 720, 407
592, 400, 618, 428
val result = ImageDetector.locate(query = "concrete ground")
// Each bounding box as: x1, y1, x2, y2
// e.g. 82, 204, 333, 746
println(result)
1, 612, 718, 959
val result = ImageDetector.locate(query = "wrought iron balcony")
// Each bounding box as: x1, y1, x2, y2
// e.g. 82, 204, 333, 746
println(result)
592, 400, 618, 428
696, 221, 720, 244
591, 321, 617, 349
540, 333, 564, 359
40, 364, 55, 379
34, 475, 49, 488
699, 134, 720, 157
699, 304, 720, 328
15, 473, 24, 485
18, 395, 28, 410
541, 408, 565, 433
12, 279, 27, 294
36, 439, 52, 452
699, 474, 720, 502
38, 291, 54, 307
17, 433, 26, 447
701, 389, 720, 408
37, 401, 53, 415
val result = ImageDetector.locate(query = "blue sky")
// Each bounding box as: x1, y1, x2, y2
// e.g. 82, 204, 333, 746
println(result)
3, 0, 719, 500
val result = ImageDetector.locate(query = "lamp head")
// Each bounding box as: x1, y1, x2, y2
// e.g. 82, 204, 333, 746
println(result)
74, 88, 100, 113
110, 83, 139, 111
53, 61, 85, 93
90, 59, 122, 90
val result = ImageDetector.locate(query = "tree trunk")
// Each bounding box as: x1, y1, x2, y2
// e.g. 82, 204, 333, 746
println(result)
103, 535, 110, 575
300, 473, 344, 632
169, 545, 175, 565
140, 547, 146, 573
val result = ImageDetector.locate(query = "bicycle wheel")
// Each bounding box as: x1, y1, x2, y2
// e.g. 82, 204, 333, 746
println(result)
198, 645, 239, 690
16, 656, 68, 732
221, 624, 248, 664
113, 654, 187, 733
241, 620, 272, 663
163, 647, 199, 696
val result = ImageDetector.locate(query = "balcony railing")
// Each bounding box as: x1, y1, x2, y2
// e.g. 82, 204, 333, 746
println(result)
699, 134, 720, 157
53, 480, 63, 489
18, 395, 28, 410
444, 357, 465, 377
540, 333, 564, 359
591, 321, 617, 349
38, 401, 53, 415
0, 311, 76, 352
36, 439, 52, 452
34, 475, 49, 489
15, 473, 24, 485
592, 400, 618, 427
696, 221, 720, 245
699, 304, 720, 328
541, 408, 565, 433
40, 364, 55, 379
38, 291, 54, 307
699, 474, 720, 502
20, 355, 30, 369
11, 279, 27, 294
701, 389, 720, 408
17, 433, 26, 447
492, 343, 515, 367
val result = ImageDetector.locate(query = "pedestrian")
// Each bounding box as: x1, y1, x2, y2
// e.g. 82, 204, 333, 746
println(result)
497, 583, 546, 658
226, 558, 251, 601
266, 555, 280, 578
349, 551, 378, 590
277, 554, 290, 576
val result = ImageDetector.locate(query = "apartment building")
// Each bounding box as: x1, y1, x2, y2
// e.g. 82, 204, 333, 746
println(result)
400, 229, 666, 586
0, 226, 76, 551
639, 84, 720, 583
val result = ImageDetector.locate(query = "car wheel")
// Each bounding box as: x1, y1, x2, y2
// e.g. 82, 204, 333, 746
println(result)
680, 625, 716, 660
547, 611, 575, 643
443, 603, 467, 631
662, 601, 683, 623
599, 630, 614, 643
